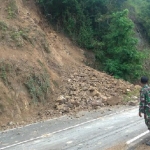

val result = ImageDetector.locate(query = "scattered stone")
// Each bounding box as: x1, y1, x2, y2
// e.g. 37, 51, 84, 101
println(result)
7, 121, 14, 126
128, 101, 138, 106
107, 96, 122, 106
56, 95, 66, 104
90, 89, 100, 97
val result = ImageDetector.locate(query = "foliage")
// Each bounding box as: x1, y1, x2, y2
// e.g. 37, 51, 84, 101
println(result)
25, 70, 50, 104
7, 0, 18, 19
0, 21, 8, 31
0, 61, 12, 86
37, 0, 145, 82
96, 10, 144, 81
41, 38, 51, 53
11, 30, 27, 47
123, 88, 139, 102
138, 1, 150, 41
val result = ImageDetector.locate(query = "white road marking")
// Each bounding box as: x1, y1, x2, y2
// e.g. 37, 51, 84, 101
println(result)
126, 130, 149, 145
66, 141, 73, 144
1, 116, 66, 133
0, 107, 137, 150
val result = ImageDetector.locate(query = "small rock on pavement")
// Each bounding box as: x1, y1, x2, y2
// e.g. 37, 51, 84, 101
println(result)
7, 121, 15, 126
128, 101, 138, 106
106, 96, 122, 106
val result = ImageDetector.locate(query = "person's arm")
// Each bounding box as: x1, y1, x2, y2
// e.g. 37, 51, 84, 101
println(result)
139, 89, 146, 117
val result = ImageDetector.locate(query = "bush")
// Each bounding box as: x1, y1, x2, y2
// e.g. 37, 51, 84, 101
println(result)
25, 71, 50, 104
96, 10, 144, 81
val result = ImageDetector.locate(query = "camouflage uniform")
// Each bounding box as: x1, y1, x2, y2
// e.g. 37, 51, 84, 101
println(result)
139, 85, 150, 130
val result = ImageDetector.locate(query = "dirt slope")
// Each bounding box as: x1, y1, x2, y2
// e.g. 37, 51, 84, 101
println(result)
0, 0, 140, 130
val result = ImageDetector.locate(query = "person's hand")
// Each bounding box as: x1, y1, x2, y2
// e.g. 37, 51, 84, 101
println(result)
139, 112, 142, 117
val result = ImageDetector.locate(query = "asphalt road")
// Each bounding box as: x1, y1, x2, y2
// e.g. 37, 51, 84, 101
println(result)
0, 106, 149, 150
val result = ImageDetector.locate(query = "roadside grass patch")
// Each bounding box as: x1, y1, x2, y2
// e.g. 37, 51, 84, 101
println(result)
10, 29, 29, 47
0, 61, 13, 86
123, 88, 139, 103
41, 39, 51, 53
25, 70, 50, 104
0, 23, 51, 51
0, 23, 30, 47
0, 21, 8, 31
52, 80, 59, 88
6, 0, 18, 19
0, 103, 4, 114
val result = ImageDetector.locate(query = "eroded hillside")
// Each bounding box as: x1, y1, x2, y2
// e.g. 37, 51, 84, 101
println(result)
0, 0, 140, 130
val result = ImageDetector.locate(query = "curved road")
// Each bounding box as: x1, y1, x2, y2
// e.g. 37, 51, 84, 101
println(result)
0, 106, 148, 150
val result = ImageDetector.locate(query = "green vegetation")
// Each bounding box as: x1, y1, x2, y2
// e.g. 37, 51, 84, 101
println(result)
123, 88, 139, 102
0, 22, 29, 47
25, 70, 50, 103
0, 22, 51, 51
37, 0, 147, 82
10, 30, 28, 47
0, 61, 12, 86
96, 10, 144, 81
138, 2, 150, 42
0, 59, 51, 104
0, 21, 8, 31
7, 0, 18, 19
41, 38, 51, 53
125, 0, 148, 13
0, 103, 4, 114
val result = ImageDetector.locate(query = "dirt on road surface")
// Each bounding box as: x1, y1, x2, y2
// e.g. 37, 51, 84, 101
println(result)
136, 145, 150, 150
106, 143, 126, 150
0, 0, 141, 131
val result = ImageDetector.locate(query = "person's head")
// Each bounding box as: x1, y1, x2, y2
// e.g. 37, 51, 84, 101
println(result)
141, 76, 149, 85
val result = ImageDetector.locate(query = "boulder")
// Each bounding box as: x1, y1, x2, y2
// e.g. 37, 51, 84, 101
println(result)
107, 96, 122, 106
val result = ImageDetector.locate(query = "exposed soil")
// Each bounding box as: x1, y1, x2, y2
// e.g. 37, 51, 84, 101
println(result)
106, 143, 126, 150
0, 0, 141, 131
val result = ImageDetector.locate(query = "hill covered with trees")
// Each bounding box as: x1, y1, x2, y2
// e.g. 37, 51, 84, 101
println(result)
37, 0, 150, 82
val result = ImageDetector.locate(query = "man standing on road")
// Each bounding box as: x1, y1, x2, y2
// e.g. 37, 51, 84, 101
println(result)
139, 76, 150, 145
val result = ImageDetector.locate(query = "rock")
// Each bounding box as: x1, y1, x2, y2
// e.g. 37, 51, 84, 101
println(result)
74, 101, 80, 107
55, 104, 69, 113
132, 96, 138, 100
128, 101, 138, 106
89, 86, 95, 92
90, 89, 100, 97
100, 94, 107, 101
126, 89, 131, 92
91, 100, 103, 108
83, 86, 88, 91
66, 102, 74, 108
1, 124, 6, 128
55, 104, 64, 110
135, 85, 141, 89
7, 121, 14, 126
65, 96, 71, 100
56, 95, 66, 104
107, 96, 122, 106
69, 91, 77, 96
38, 112, 42, 116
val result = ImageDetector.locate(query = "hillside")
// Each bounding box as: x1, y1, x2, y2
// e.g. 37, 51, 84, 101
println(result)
0, 0, 140, 130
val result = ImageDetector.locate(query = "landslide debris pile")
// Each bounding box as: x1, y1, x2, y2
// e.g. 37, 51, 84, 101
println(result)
0, 0, 141, 130
55, 65, 140, 114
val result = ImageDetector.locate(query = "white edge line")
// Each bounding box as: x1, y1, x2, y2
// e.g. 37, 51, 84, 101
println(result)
1, 116, 66, 133
1, 106, 137, 133
126, 130, 149, 145
0, 106, 137, 150
0, 115, 108, 150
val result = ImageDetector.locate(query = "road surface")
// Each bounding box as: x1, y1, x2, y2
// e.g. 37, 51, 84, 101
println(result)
0, 106, 149, 150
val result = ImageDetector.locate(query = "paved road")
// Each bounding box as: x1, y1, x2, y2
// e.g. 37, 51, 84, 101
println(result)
0, 106, 148, 150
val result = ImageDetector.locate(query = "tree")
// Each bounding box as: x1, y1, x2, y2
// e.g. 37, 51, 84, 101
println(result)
37, 1, 144, 82
96, 9, 143, 81
139, 1, 150, 41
